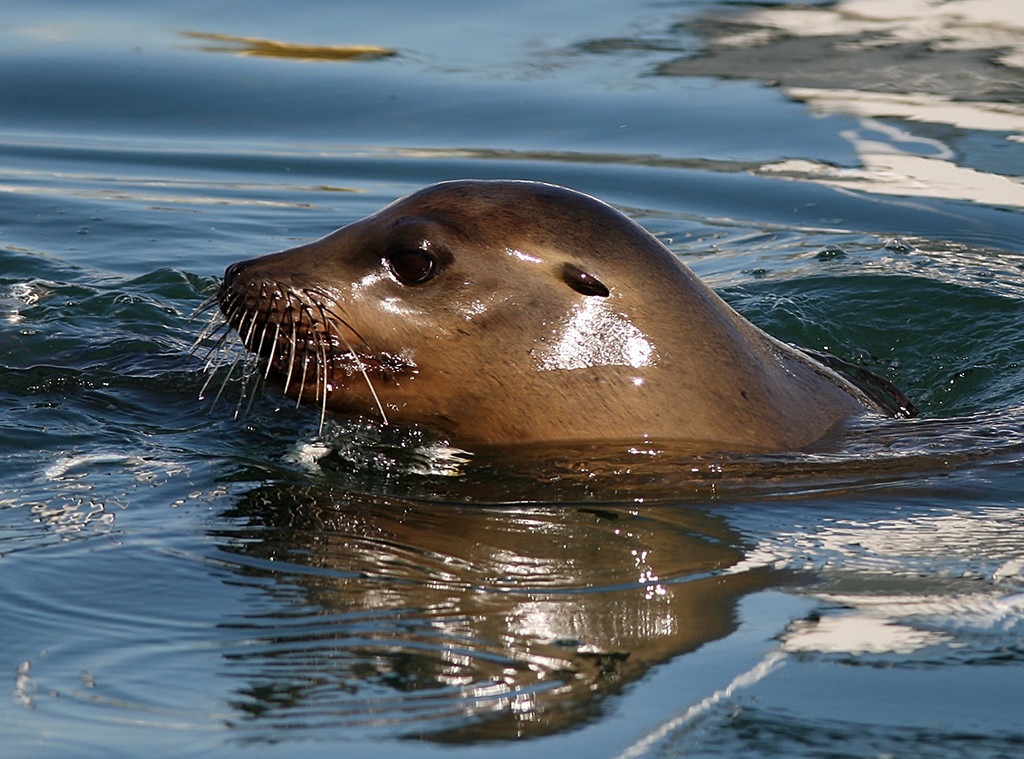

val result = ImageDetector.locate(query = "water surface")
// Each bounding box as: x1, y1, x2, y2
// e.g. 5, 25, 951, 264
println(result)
3, 1, 1024, 756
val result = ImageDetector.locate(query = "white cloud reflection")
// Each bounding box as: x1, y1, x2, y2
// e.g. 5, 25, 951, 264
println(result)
732, 504, 1024, 655
735, 0, 1024, 208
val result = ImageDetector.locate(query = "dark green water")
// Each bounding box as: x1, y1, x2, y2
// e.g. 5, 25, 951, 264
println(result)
3, 2, 1023, 757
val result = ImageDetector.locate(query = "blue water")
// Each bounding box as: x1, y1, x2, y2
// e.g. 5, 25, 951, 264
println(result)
3, 1, 1024, 756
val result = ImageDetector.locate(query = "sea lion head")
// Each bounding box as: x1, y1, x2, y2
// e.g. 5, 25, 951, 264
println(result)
215, 179, 877, 448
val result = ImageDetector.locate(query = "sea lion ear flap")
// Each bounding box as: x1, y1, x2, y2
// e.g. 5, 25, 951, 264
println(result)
561, 262, 610, 297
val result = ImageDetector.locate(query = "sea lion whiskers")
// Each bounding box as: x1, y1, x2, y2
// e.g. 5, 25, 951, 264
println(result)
263, 320, 283, 381
236, 339, 265, 419
316, 314, 331, 432
338, 327, 390, 427
304, 293, 390, 429
209, 265, 396, 428
189, 295, 228, 356
218, 302, 264, 418
192, 305, 239, 400
297, 335, 313, 410
281, 299, 300, 397
252, 314, 273, 376
192, 296, 266, 418
294, 300, 326, 408
187, 281, 297, 426
211, 347, 249, 412
197, 335, 233, 400
190, 287, 239, 364
192, 315, 232, 371
192, 291, 220, 317
288, 290, 324, 411
210, 291, 247, 358
239, 289, 264, 350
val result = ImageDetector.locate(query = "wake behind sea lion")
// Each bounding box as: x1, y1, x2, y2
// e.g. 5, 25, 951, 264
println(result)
207, 180, 908, 451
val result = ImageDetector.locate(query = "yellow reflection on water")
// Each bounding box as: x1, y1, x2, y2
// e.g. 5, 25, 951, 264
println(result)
183, 31, 395, 62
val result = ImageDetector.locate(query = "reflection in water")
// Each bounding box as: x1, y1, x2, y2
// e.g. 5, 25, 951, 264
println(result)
761, 114, 1024, 208
652, 0, 1024, 207
215, 485, 781, 740
183, 31, 395, 62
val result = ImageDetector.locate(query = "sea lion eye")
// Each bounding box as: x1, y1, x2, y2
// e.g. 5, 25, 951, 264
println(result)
387, 248, 439, 285
562, 262, 609, 297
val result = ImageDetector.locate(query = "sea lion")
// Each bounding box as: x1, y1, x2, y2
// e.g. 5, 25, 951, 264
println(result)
213, 179, 896, 450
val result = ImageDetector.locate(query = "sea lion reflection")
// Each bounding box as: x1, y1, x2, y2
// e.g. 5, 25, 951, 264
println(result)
218, 487, 781, 740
